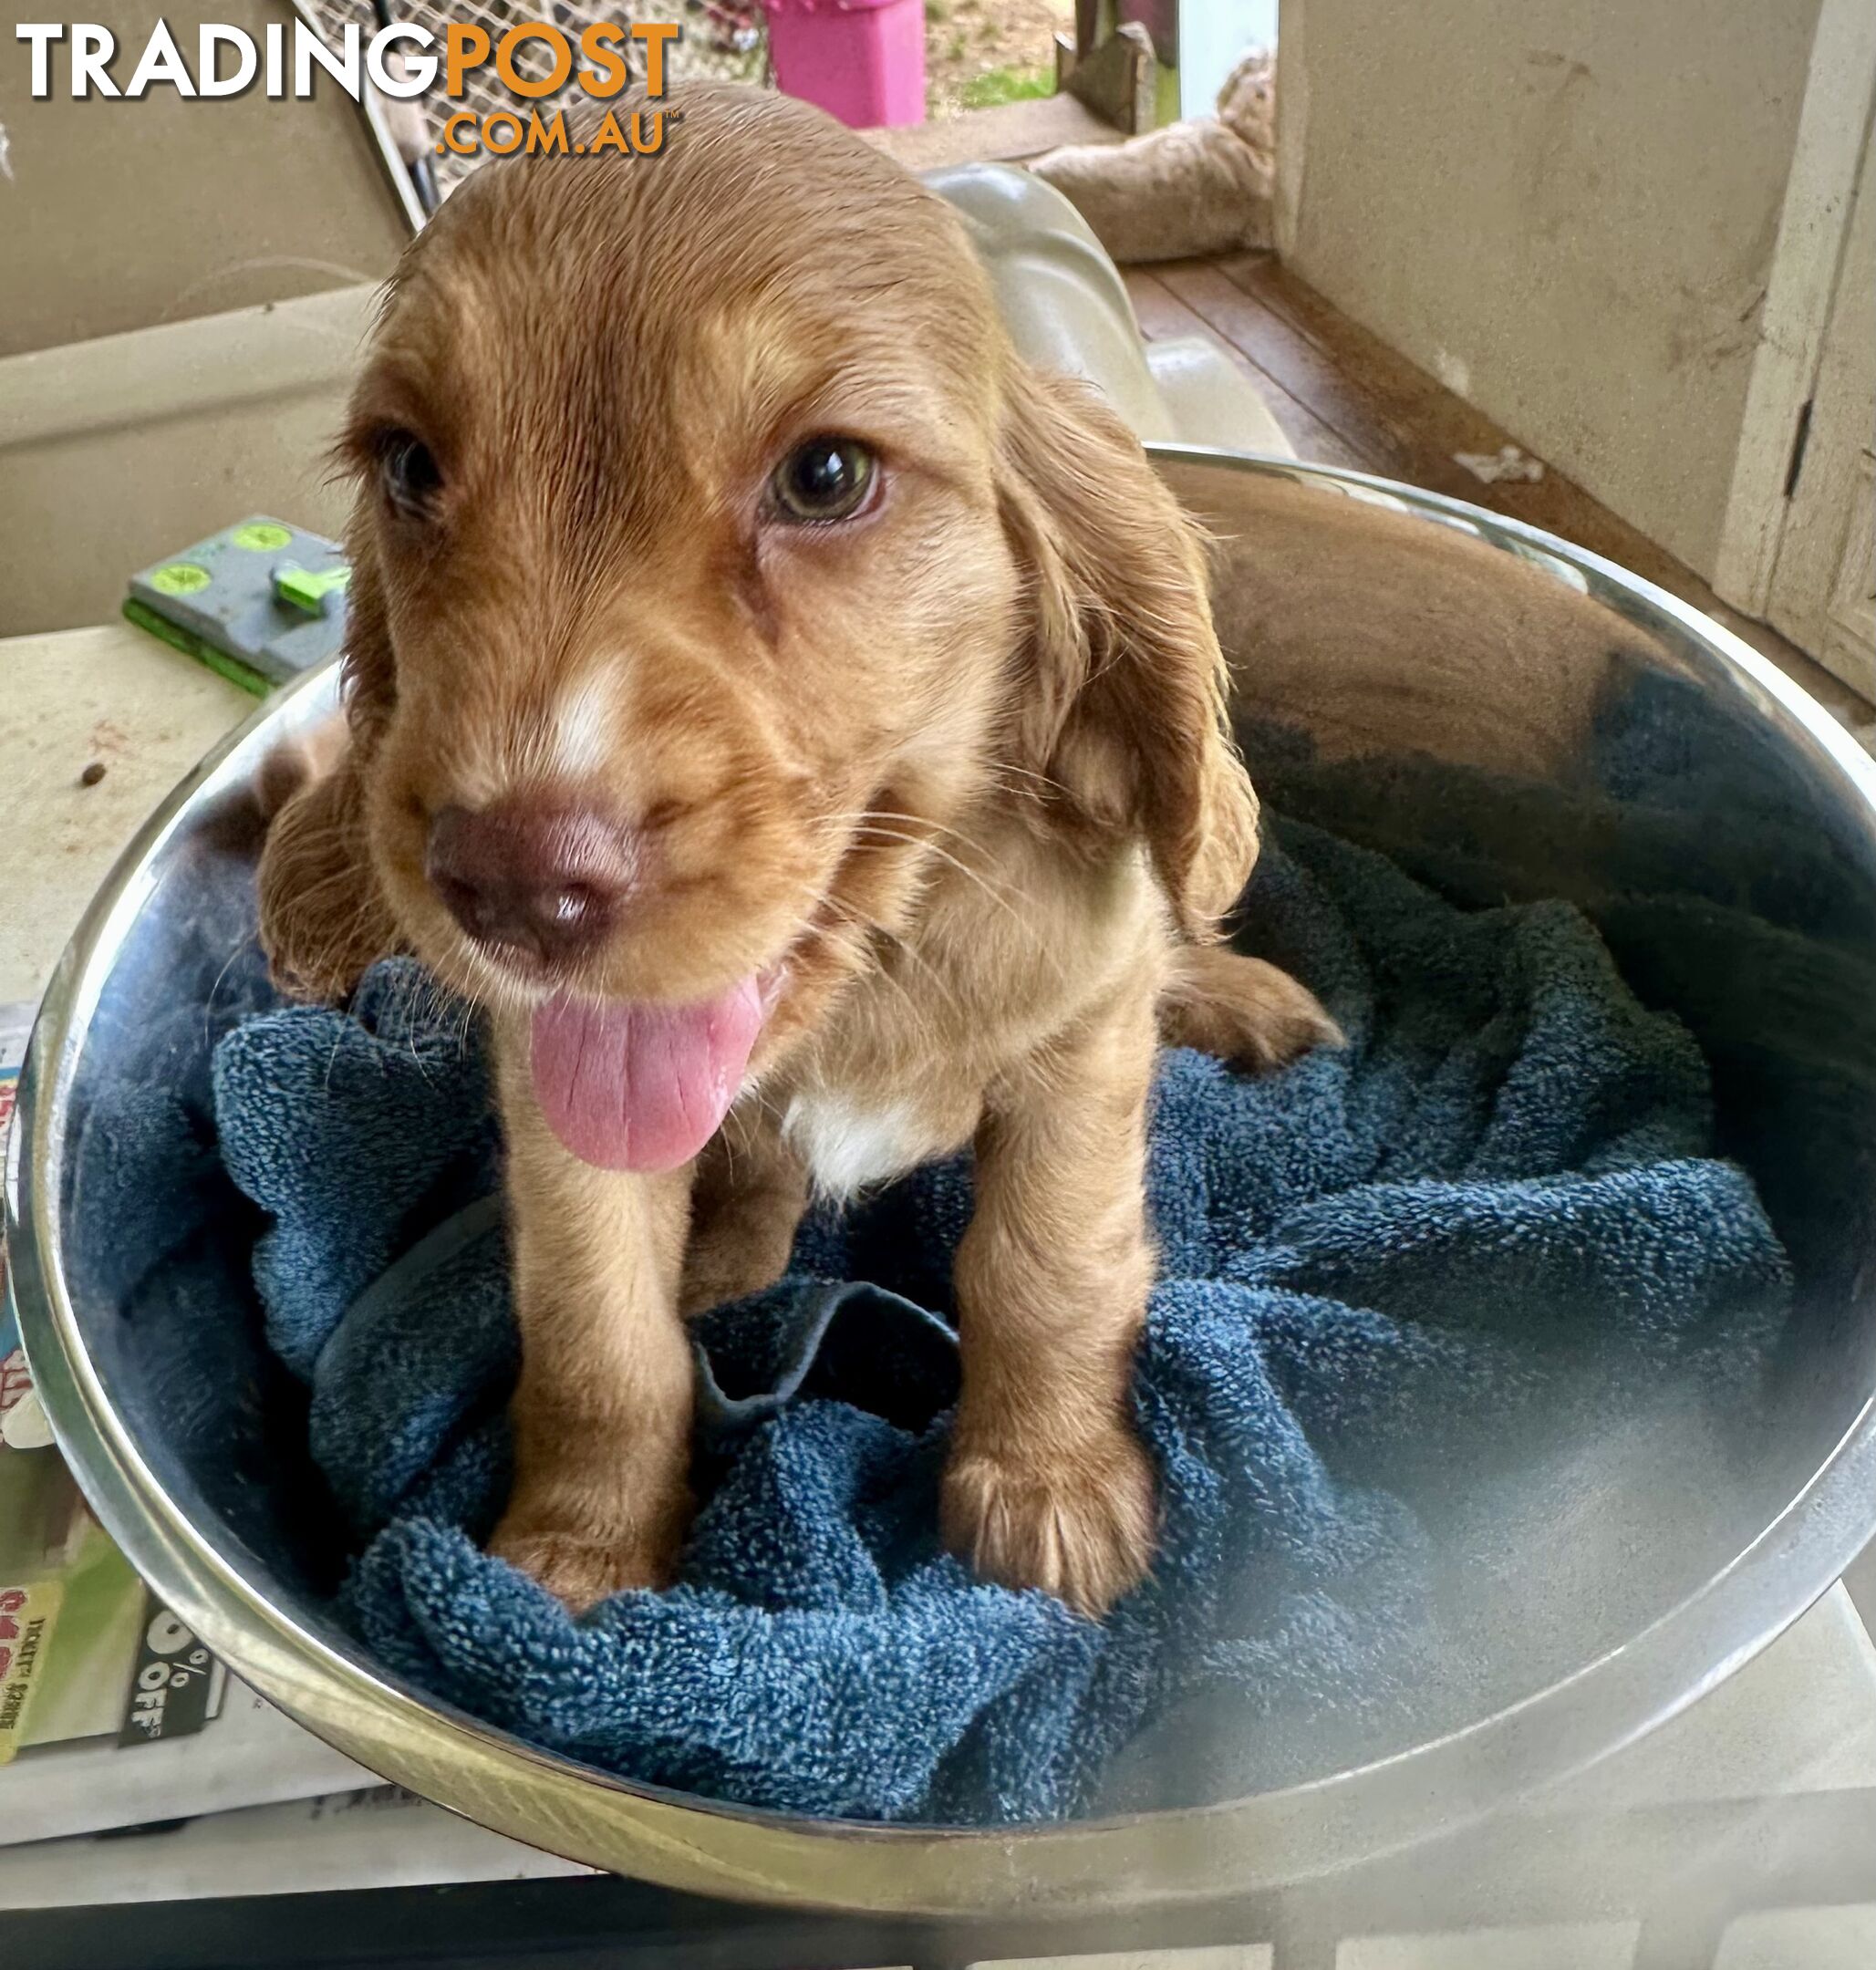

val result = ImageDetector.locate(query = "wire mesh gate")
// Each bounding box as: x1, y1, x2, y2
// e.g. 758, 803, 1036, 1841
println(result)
305, 2, 768, 198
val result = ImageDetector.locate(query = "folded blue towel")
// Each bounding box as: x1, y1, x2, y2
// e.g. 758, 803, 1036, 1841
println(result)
200, 815, 1790, 1824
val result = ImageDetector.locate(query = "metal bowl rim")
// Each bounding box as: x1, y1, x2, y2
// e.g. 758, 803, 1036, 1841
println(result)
9, 446, 1876, 1912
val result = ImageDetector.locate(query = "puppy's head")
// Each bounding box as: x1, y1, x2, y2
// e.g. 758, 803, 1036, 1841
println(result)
262, 86, 1256, 1171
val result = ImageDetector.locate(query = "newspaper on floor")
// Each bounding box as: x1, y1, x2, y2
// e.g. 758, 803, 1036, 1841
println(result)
2, 998, 373, 1842
0, 1385, 373, 1843
3, 1673, 378, 1848
0, 1785, 589, 1908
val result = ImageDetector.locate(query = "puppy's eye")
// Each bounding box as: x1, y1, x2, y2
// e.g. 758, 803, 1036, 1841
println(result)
376, 430, 443, 519
770, 437, 877, 524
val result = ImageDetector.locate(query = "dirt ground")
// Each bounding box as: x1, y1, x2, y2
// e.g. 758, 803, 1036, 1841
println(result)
924, 0, 1077, 120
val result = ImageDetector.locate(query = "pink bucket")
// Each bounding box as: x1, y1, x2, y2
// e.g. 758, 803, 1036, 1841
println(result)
762, 0, 927, 130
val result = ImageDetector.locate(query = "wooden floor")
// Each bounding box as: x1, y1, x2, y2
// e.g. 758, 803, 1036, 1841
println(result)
1124, 252, 1875, 735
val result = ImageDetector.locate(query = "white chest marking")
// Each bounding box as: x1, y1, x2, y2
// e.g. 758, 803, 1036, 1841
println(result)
783, 1094, 929, 1201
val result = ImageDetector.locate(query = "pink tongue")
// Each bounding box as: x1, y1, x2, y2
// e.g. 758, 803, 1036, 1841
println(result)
530, 979, 765, 1172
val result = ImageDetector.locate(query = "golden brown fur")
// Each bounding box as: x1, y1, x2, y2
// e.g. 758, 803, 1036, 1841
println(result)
259, 86, 1336, 1618
1162, 460, 1684, 782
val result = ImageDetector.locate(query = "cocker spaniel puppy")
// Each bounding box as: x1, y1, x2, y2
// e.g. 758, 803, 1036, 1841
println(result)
261, 86, 1337, 1617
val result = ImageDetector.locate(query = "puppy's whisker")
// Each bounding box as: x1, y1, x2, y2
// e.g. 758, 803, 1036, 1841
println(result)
813, 897, 955, 1046
985, 762, 1077, 804
284, 860, 372, 905
855, 807, 1034, 902
205, 932, 261, 1039
849, 824, 1031, 928
822, 895, 966, 1021
320, 1021, 347, 1102
742, 1087, 791, 1136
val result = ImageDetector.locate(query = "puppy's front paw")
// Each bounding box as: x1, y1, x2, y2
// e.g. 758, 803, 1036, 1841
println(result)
488, 1487, 689, 1613
1161, 949, 1344, 1075
941, 1420, 1157, 1619
1244, 967, 1342, 1072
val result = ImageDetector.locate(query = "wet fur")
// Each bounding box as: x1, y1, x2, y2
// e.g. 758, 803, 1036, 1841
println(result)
259, 86, 1337, 1618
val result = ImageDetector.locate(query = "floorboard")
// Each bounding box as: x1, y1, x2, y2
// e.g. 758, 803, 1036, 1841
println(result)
1123, 270, 1370, 471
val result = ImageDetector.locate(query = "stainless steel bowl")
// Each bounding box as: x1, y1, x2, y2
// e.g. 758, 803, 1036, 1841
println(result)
10, 451, 1876, 1914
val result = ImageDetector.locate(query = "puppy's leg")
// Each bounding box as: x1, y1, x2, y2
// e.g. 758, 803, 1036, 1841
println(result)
1159, 944, 1342, 1072
942, 980, 1160, 1619
679, 1107, 810, 1319
488, 1030, 698, 1612
257, 735, 399, 1001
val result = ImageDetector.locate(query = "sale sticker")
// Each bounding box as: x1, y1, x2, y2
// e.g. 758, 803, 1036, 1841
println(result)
119, 1597, 226, 1747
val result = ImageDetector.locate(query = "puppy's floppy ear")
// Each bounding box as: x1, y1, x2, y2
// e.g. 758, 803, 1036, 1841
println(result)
256, 549, 400, 1000
997, 366, 1260, 938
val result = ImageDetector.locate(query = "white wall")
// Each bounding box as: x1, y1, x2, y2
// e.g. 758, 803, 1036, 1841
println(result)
0, 0, 411, 359
1276, 0, 1826, 579
1181, 0, 1279, 119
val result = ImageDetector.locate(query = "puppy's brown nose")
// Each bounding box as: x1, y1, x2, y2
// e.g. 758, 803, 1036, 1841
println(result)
426, 800, 637, 967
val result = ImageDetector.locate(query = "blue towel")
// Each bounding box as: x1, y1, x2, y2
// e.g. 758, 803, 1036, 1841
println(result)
202, 816, 1790, 1824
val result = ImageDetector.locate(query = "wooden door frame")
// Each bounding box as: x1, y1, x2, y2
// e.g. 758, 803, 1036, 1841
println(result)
1766, 123, 1875, 698
1714, 0, 1876, 619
